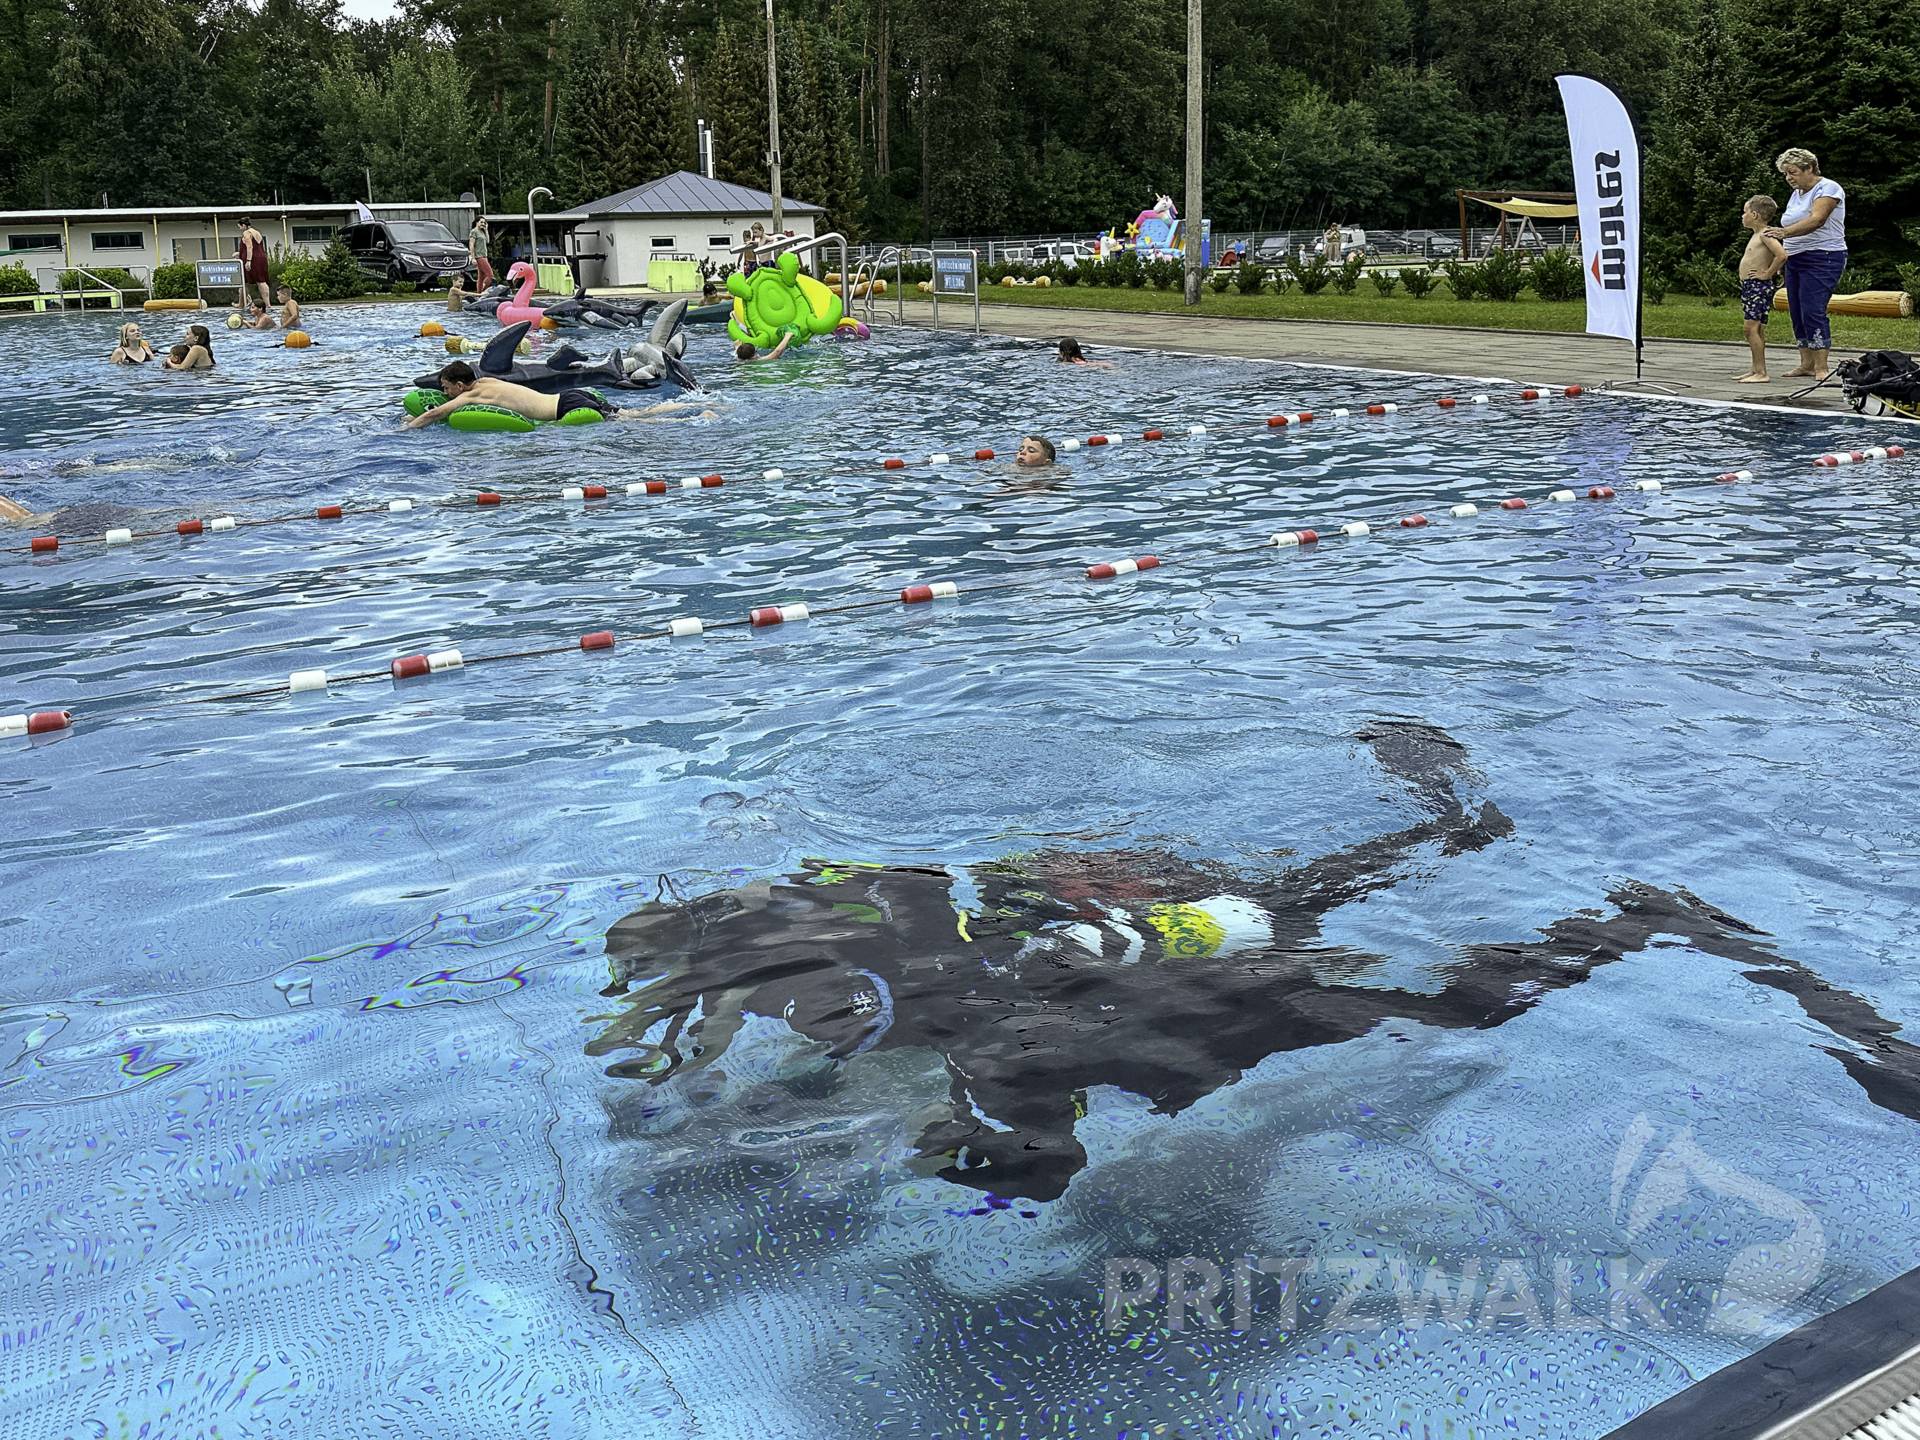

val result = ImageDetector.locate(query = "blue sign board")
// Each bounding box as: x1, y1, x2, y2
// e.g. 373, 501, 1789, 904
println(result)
196, 260, 244, 289
934, 254, 977, 295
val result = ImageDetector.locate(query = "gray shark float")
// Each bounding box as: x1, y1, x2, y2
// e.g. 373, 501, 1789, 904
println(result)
459, 282, 661, 330
589, 721, 1920, 1203
414, 303, 698, 394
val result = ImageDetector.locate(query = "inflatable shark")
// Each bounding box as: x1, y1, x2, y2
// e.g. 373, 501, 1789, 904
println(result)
415, 302, 699, 393
589, 720, 1920, 1202
460, 282, 662, 330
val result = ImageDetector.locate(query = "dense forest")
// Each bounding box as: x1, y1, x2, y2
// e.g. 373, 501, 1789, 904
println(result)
1, 0, 1915, 278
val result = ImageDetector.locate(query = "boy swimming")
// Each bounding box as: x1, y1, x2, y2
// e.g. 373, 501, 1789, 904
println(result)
1014, 435, 1056, 467
1735, 195, 1788, 383
277, 285, 301, 329
404, 362, 615, 428
734, 333, 793, 363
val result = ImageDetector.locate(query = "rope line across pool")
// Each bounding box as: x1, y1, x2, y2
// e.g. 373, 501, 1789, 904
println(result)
6, 435, 1913, 743
15, 384, 1896, 560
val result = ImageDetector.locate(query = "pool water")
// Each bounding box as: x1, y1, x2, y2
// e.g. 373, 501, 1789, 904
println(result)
4, 304, 1920, 1440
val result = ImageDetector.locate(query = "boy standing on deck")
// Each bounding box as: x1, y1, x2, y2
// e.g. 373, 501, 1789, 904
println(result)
1735, 196, 1788, 384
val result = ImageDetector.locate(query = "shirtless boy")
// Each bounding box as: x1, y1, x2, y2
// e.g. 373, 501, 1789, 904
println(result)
1735, 196, 1788, 383
277, 285, 301, 329
404, 362, 615, 428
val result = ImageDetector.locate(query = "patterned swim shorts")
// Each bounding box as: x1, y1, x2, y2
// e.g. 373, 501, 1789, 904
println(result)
1740, 277, 1778, 323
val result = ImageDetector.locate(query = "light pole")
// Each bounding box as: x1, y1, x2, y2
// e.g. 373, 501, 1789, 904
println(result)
1183, 0, 1203, 306
528, 186, 552, 283
765, 0, 783, 234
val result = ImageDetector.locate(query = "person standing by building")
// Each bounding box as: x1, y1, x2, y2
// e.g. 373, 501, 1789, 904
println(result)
237, 218, 271, 310
469, 216, 494, 289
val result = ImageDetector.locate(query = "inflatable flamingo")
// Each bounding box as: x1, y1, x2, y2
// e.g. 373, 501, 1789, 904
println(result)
497, 262, 546, 327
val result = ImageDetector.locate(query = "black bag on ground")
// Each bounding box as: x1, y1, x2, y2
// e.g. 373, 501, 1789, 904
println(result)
1837, 350, 1920, 416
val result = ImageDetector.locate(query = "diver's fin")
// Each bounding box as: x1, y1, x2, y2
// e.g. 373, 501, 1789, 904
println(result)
648, 299, 688, 346
480, 321, 531, 375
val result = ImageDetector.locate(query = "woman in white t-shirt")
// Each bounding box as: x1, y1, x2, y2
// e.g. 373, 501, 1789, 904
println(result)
1762, 147, 1846, 381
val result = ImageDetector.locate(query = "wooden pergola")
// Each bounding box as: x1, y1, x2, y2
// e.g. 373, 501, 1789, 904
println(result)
1456, 190, 1579, 255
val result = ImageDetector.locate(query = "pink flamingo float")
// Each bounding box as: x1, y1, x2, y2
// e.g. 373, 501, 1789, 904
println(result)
497, 261, 546, 327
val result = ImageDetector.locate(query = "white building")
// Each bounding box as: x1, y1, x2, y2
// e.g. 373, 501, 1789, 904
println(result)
524, 173, 823, 290
0, 203, 477, 287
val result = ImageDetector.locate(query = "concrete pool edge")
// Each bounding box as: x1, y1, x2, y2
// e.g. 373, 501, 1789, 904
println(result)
867, 301, 1920, 422
1602, 1265, 1920, 1440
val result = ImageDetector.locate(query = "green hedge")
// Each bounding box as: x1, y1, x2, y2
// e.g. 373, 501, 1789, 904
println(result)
58, 266, 140, 291
0, 262, 35, 296
152, 262, 197, 300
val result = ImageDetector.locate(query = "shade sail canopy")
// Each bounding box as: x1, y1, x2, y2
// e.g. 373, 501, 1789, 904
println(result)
1470, 197, 1581, 218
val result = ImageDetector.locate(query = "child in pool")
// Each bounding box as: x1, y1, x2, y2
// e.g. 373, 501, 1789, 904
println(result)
404, 361, 718, 427
1015, 435, 1056, 467
734, 334, 794, 363
110, 323, 155, 364
1056, 336, 1111, 368
278, 285, 302, 329
161, 342, 202, 370
247, 300, 276, 330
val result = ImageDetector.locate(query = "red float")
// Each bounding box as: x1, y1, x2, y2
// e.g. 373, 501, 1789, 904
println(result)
1088, 436, 1109, 446
1437, 398, 1457, 408
701, 474, 724, 486
1366, 404, 1387, 416
1296, 529, 1320, 544
581, 485, 607, 499
1500, 498, 1527, 510
1143, 429, 1164, 441
883, 458, 905, 469
974, 449, 994, 461
1588, 486, 1615, 499
1564, 386, 1584, 397
30, 536, 56, 552
390, 654, 431, 680
1889, 446, 1908, 458
28, 710, 71, 734
1297, 412, 1315, 422
476, 492, 502, 506
579, 631, 615, 650
1085, 556, 1162, 580
317, 504, 343, 519
1400, 515, 1428, 528
1520, 390, 1540, 400
1266, 416, 1289, 427
644, 480, 668, 494
177, 519, 204, 535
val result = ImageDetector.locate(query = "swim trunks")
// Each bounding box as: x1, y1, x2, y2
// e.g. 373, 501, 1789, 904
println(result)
556, 388, 613, 420
1740, 276, 1778, 323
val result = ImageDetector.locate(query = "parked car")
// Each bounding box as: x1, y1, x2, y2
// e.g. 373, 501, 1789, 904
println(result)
1025, 240, 1095, 268
1314, 227, 1372, 257
1402, 229, 1463, 257
341, 219, 477, 286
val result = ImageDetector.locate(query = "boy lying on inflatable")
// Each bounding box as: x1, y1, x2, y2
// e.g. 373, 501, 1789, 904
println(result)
403, 361, 615, 428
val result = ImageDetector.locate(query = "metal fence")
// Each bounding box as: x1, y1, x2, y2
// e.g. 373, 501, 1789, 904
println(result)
853, 226, 1581, 267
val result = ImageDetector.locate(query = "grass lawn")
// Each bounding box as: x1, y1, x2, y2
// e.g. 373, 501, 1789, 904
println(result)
962, 283, 1920, 351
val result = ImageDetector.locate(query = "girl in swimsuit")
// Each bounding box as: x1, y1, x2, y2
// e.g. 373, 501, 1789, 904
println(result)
110, 323, 155, 364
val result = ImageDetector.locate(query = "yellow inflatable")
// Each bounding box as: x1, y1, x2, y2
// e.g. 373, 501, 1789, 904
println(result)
1771, 289, 1914, 318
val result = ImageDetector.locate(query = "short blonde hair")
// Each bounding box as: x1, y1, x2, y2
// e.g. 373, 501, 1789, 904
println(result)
1745, 194, 1779, 221
1775, 148, 1820, 175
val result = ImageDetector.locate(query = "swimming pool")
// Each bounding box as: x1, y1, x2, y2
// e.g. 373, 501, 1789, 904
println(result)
4, 304, 1919, 1439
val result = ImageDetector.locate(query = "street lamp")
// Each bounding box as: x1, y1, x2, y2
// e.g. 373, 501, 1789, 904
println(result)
765, 0, 783, 234
1183, 0, 1203, 306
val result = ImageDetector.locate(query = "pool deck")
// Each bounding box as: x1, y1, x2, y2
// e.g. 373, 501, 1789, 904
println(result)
866, 300, 1919, 423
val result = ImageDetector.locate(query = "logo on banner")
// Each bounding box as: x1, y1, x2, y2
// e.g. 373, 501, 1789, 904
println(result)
1592, 151, 1628, 290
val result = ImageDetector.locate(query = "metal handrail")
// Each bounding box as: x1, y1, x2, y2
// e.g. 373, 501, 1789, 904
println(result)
858, 246, 908, 325
54, 266, 131, 313
732, 231, 854, 318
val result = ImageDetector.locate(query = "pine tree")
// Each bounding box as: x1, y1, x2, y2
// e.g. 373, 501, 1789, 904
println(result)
1642, 0, 1771, 273
783, 25, 863, 240
626, 26, 694, 183
702, 21, 768, 191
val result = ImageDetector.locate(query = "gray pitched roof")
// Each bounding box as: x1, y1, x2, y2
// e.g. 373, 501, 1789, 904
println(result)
576, 172, 823, 218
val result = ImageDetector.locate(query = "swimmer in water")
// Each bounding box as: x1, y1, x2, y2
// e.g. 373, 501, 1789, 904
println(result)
162, 325, 215, 369
1056, 336, 1111, 368
734, 334, 794, 363
278, 286, 301, 329
247, 300, 275, 330
1014, 435, 1056, 467
405, 361, 716, 428
110, 322, 155, 365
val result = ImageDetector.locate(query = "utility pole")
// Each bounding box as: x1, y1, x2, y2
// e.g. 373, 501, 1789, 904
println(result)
1183, 0, 1203, 306
765, 0, 783, 233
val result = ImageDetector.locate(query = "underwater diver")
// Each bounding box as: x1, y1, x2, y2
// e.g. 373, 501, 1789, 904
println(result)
589, 720, 1920, 1203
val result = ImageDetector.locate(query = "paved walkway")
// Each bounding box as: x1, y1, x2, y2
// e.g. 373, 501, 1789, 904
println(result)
866, 299, 1917, 422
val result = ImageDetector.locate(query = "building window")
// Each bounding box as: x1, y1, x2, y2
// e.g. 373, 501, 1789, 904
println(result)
8, 233, 60, 251
91, 231, 144, 249
292, 226, 333, 243
650, 236, 675, 248
708, 235, 731, 247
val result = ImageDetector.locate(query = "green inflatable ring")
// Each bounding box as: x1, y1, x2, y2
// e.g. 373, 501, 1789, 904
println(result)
403, 387, 608, 433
